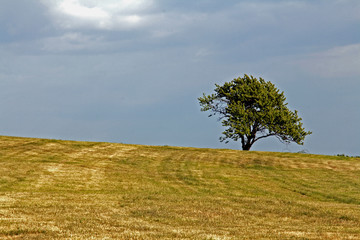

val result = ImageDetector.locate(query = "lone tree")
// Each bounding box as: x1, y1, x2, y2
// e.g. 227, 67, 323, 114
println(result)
198, 74, 311, 150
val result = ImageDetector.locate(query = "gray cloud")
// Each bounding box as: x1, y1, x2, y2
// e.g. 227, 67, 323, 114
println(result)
0, 1, 54, 43
1, 0, 360, 155
298, 43, 360, 78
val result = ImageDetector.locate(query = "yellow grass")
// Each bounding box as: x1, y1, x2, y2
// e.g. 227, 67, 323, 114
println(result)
0, 135, 359, 239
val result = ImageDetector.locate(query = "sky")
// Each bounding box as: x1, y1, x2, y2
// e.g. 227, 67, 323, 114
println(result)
1, 0, 359, 156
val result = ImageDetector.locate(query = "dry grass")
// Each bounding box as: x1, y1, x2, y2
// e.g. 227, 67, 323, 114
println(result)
0, 135, 359, 239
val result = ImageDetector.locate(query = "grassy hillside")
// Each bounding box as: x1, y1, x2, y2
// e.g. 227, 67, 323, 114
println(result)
0, 136, 359, 239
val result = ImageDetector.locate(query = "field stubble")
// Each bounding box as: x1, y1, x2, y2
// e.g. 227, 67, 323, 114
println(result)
0, 136, 359, 239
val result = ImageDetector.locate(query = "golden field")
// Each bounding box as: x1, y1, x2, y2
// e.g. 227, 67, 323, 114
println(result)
0, 136, 359, 239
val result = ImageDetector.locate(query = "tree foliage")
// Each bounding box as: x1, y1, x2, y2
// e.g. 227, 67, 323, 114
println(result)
198, 74, 312, 150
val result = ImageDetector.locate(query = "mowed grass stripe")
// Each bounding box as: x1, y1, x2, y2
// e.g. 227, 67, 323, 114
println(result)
0, 135, 359, 239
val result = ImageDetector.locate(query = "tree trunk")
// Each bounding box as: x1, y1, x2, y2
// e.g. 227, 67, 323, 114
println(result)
242, 135, 254, 151
242, 142, 252, 151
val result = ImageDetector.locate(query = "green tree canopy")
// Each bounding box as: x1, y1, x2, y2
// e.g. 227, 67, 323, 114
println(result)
198, 74, 312, 150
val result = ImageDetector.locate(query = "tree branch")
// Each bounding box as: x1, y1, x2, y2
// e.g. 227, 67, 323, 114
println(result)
253, 133, 277, 143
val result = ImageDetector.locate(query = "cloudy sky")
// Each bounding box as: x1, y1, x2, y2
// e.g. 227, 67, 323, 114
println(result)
1, 0, 359, 156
